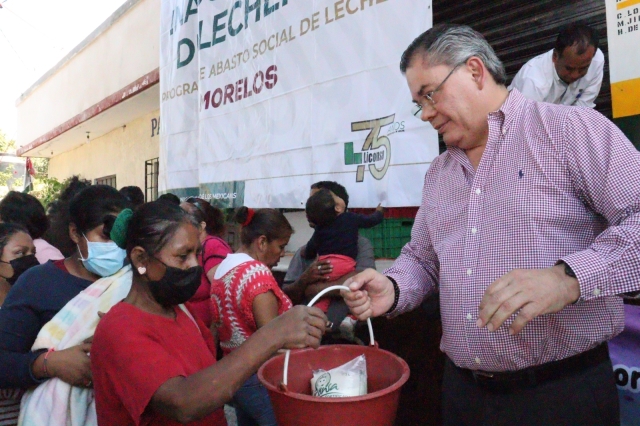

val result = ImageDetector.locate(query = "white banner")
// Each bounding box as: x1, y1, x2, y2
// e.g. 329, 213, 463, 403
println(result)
160, 0, 436, 208
606, 0, 640, 119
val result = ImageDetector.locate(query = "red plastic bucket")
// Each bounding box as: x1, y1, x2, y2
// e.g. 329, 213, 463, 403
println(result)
257, 344, 410, 426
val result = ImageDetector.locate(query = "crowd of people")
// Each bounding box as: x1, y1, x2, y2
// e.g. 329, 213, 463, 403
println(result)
0, 177, 377, 425
0, 182, 333, 425
0, 20, 638, 426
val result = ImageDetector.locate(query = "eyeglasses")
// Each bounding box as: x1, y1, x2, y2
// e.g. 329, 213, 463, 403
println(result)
412, 61, 466, 117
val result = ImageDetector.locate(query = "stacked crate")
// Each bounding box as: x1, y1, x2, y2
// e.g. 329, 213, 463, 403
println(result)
352, 207, 418, 259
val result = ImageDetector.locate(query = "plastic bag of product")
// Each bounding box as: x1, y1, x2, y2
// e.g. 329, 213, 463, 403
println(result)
310, 355, 367, 398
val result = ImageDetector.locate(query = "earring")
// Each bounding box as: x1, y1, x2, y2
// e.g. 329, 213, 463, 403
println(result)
137, 266, 147, 275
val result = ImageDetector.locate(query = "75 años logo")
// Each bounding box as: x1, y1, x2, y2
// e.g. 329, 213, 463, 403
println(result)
344, 114, 396, 182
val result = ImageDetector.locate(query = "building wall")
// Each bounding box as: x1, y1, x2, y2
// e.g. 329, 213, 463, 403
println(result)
47, 110, 160, 190
16, 0, 160, 146
283, 211, 313, 253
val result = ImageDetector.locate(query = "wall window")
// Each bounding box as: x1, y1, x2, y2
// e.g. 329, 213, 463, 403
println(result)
145, 157, 159, 202
95, 175, 117, 188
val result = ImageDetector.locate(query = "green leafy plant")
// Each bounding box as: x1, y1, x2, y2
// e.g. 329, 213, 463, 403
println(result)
30, 176, 65, 208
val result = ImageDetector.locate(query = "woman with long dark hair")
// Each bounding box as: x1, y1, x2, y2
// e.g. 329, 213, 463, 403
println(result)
0, 185, 128, 391
181, 197, 233, 327
211, 207, 294, 426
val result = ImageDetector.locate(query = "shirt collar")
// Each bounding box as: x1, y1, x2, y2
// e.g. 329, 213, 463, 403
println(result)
551, 64, 568, 86
444, 89, 525, 171
497, 89, 527, 134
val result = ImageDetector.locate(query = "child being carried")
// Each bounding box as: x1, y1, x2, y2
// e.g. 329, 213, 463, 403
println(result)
302, 188, 383, 335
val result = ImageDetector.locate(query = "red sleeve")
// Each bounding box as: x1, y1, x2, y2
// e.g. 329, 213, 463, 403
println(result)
210, 283, 222, 326
202, 238, 232, 274
92, 311, 192, 424
239, 262, 292, 328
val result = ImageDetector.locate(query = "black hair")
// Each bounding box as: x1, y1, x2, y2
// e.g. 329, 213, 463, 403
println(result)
125, 200, 199, 259
0, 191, 48, 239
306, 189, 338, 228
43, 176, 91, 257
157, 193, 181, 206
119, 186, 145, 208
234, 207, 293, 246
310, 181, 349, 209
555, 23, 599, 57
0, 223, 29, 257
69, 185, 128, 235
185, 197, 226, 237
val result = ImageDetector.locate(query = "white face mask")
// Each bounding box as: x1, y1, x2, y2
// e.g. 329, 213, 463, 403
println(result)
78, 235, 126, 277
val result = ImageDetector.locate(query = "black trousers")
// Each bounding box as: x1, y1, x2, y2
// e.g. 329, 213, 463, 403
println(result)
442, 355, 620, 426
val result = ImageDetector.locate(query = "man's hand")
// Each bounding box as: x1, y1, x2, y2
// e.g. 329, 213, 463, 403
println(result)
341, 268, 395, 320
376, 203, 384, 214
282, 259, 334, 305
477, 265, 581, 335
299, 259, 333, 286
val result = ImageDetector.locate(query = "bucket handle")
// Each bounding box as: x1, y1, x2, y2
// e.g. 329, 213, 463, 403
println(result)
282, 285, 374, 387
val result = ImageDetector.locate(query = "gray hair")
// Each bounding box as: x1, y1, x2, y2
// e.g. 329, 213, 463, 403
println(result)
400, 24, 507, 86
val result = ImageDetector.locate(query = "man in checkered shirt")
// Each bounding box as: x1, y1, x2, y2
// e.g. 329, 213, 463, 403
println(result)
343, 24, 639, 425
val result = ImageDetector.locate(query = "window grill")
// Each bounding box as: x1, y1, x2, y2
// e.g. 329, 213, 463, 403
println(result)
145, 158, 159, 202
95, 175, 116, 188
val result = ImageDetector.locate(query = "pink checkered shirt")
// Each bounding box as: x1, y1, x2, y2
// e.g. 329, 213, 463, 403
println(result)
386, 89, 640, 372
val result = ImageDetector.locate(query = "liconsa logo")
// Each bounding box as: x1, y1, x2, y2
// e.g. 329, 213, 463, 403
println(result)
344, 114, 395, 182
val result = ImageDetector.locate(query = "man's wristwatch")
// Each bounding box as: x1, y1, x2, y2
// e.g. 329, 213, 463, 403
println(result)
560, 261, 577, 279
385, 276, 400, 315
557, 261, 581, 304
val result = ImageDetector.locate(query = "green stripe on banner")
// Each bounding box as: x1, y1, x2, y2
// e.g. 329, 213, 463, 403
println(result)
161, 187, 200, 201
199, 181, 245, 209
344, 142, 355, 165
161, 182, 245, 209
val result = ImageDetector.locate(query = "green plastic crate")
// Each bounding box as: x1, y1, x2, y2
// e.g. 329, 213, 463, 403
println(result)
359, 218, 414, 259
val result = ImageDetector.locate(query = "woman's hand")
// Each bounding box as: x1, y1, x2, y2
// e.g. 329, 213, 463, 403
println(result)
34, 343, 93, 387
268, 306, 327, 350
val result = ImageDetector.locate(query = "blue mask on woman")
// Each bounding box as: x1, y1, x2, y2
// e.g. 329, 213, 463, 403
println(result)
78, 236, 126, 277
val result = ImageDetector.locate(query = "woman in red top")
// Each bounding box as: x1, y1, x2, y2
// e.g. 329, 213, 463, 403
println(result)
211, 207, 294, 426
92, 201, 326, 425
181, 197, 233, 327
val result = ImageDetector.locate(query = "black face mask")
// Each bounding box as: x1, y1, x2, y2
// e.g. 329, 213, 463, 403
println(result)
2, 254, 40, 285
147, 258, 202, 308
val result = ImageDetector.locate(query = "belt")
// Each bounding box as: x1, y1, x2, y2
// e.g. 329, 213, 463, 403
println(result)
451, 343, 609, 391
